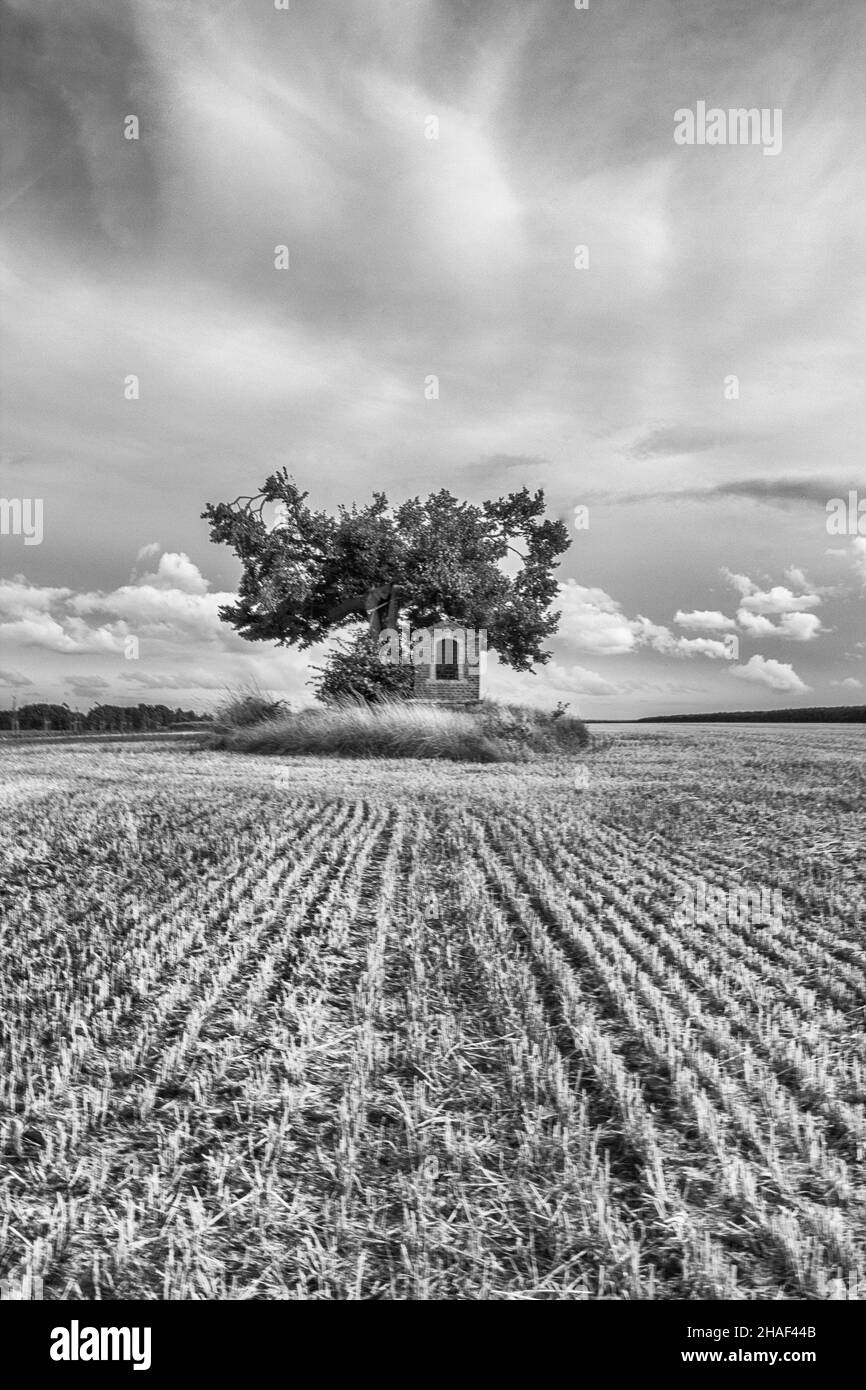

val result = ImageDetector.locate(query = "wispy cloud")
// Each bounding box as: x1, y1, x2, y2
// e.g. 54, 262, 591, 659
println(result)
0, 668, 34, 689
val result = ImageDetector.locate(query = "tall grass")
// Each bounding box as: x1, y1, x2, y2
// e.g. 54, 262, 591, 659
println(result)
212, 681, 289, 729
208, 696, 591, 761
477, 700, 590, 756
209, 696, 504, 760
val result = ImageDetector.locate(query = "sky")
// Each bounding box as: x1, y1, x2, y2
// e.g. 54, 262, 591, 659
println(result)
1, 0, 864, 719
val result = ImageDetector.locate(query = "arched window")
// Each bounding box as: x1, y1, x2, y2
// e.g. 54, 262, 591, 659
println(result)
435, 638, 459, 680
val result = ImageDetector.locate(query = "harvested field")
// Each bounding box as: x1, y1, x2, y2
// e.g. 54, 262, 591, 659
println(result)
1, 726, 864, 1299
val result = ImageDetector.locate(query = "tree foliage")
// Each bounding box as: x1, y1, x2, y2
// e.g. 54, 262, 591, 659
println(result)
309, 632, 414, 706
202, 470, 570, 672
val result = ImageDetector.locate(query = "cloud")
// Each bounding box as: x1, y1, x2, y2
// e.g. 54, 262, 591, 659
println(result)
710, 478, 850, 506
673, 637, 735, 660
0, 555, 236, 657
0, 578, 74, 616
129, 541, 162, 581
0, 550, 323, 710
629, 425, 731, 458
722, 569, 821, 615
631, 616, 673, 651
133, 551, 210, 595
850, 538, 866, 586
736, 609, 823, 641
831, 677, 863, 690
633, 617, 735, 660
824, 539, 866, 593
730, 655, 810, 694
469, 453, 548, 474
741, 588, 821, 616
784, 566, 810, 589
0, 668, 34, 688
586, 478, 854, 508
0, 608, 124, 654
674, 610, 737, 632
135, 543, 162, 563
65, 674, 111, 697
117, 669, 229, 691
70, 553, 237, 647
556, 583, 636, 655
540, 662, 619, 697
485, 653, 618, 705
78, 588, 229, 643
558, 586, 745, 663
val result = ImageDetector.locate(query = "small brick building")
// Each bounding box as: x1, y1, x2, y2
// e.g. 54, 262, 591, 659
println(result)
412, 629, 483, 707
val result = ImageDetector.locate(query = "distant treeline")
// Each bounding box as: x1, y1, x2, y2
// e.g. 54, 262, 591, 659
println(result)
638, 706, 866, 724
0, 702, 209, 732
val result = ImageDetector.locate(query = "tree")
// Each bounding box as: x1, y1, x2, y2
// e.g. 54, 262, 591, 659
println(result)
202, 470, 570, 674
15, 702, 74, 731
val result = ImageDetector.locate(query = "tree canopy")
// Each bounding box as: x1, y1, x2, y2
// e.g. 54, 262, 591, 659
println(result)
202, 470, 570, 672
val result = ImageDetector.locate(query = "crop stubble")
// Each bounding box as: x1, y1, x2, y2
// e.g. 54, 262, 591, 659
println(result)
0, 726, 863, 1299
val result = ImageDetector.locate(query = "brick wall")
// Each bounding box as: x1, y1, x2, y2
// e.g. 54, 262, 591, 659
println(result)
413, 666, 481, 704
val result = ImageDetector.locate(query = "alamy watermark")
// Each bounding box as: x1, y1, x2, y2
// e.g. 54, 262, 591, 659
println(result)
50, 1321, 151, 1371
376, 623, 487, 669
673, 878, 785, 931
674, 102, 782, 157
0, 497, 43, 545
826, 490, 866, 536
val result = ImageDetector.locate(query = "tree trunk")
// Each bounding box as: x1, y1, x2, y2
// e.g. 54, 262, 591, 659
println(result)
327, 582, 400, 636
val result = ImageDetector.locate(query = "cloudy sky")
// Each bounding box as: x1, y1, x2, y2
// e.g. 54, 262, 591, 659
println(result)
1, 0, 864, 719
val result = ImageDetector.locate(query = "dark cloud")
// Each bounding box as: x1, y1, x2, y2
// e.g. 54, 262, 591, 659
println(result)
711, 478, 857, 506
584, 478, 855, 508
629, 426, 731, 459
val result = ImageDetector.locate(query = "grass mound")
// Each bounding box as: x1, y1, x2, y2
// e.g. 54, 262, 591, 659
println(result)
208, 696, 590, 762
